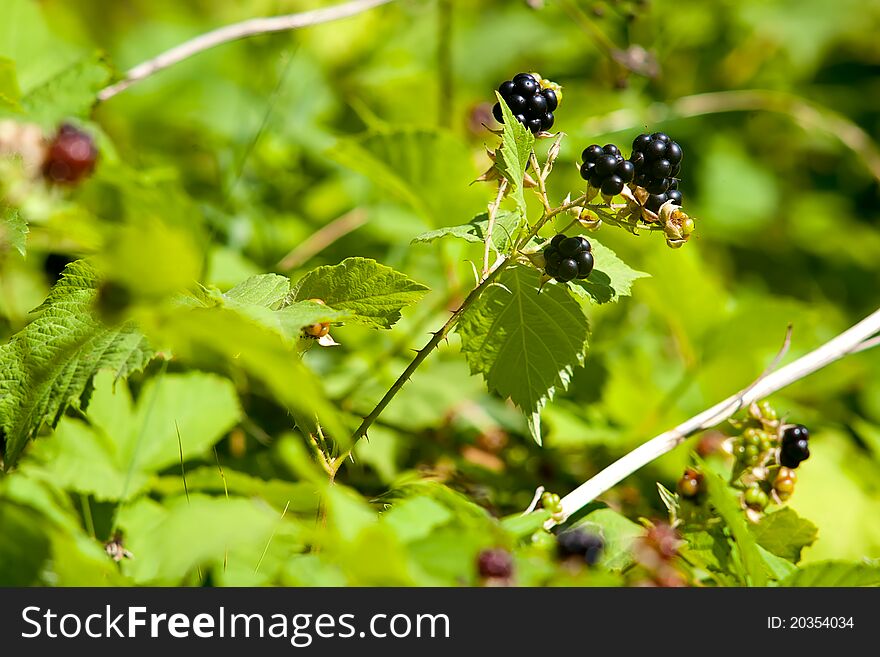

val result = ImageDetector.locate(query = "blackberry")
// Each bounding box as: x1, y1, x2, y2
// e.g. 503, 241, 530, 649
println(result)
477, 548, 514, 579
543, 234, 593, 282
780, 425, 810, 468
629, 131, 684, 209
579, 142, 633, 196
43, 123, 98, 184
556, 528, 604, 566
493, 73, 557, 134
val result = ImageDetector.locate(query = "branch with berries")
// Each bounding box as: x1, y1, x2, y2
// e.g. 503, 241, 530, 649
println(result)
550, 306, 880, 528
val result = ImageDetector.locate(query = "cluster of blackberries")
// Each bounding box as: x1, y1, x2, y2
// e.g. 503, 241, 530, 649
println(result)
630, 132, 683, 212
43, 123, 97, 184
579, 144, 634, 196
779, 424, 810, 469
492, 73, 557, 135
556, 528, 604, 566
543, 234, 594, 283
577, 132, 684, 213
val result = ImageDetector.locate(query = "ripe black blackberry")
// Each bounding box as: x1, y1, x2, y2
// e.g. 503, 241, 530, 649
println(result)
780, 424, 810, 469
629, 132, 683, 211
543, 234, 593, 283
579, 143, 634, 196
492, 73, 557, 134
556, 528, 604, 566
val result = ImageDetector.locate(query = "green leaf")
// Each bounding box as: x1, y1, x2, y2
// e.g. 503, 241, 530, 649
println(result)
0, 261, 154, 463
568, 239, 650, 304
30, 370, 242, 501
0, 57, 21, 110
700, 464, 768, 586
411, 210, 523, 252
573, 508, 643, 571
0, 500, 50, 585
117, 495, 277, 584
223, 273, 290, 309
20, 54, 111, 127
680, 527, 740, 585
1, 205, 27, 256
780, 560, 880, 587
292, 257, 428, 329
758, 545, 799, 581
382, 496, 453, 544
751, 507, 818, 563
501, 510, 551, 539
456, 264, 589, 444
152, 304, 350, 446
329, 128, 484, 227
494, 91, 535, 217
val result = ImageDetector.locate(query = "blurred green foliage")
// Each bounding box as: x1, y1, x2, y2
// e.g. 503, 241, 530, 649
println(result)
1, 0, 879, 586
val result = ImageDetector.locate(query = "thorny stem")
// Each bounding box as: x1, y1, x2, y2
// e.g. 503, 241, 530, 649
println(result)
97, 0, 395, 102
483, 179, 508, 275
351, 255, 509, 444
549, 306, 880, 528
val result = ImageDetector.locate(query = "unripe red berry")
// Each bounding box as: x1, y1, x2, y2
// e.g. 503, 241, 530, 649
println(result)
43, 124, 98, 184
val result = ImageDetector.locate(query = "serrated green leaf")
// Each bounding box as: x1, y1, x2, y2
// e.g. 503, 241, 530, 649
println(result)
1, 205, 27, 256
292, 257, 428, 329
456, 264, 589, 443
573, 507, 643, 571
751, 507, 818, 563
0, 261, 154, 464
568, 239, 650, 304
412, 210, 523, 252
19, 54, 110, 127
29, 370, 241, 501
495, 91, 534, 217
680, 527, 739, 585
780, 560, 880, 587
224, 273, 290, 309
700, 463, 768, 586
329, 128, 484, 227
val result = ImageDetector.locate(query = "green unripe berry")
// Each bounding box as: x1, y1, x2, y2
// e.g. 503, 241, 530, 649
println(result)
734, 443, 746, 458
744, 486, 769, 510
759, 401, 777, 420
541, 492, 561, 512
743, 428, 761, 446
744, 444, 760, 461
